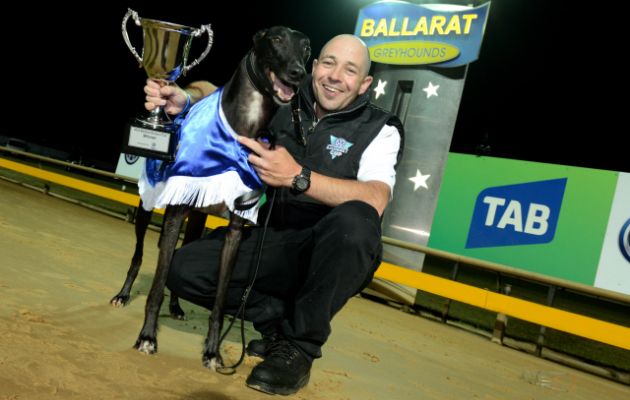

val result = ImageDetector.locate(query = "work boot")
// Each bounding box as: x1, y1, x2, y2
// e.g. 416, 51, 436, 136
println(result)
246, 332, 280, 359
246, 338, 312, 395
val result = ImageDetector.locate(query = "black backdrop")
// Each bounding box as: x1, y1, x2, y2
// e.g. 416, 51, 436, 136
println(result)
5, 0, 626, 172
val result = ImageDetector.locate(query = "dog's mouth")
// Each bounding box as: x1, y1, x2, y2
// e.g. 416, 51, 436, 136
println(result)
269, 71, 297, 103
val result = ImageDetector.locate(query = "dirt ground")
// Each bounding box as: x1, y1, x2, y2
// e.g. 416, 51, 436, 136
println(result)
1, 177, 629, 400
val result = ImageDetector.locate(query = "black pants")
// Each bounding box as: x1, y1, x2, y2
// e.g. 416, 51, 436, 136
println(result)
166, 200, 383, 360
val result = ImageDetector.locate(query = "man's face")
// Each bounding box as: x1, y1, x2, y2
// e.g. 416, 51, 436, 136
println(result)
311, 36, 373, 118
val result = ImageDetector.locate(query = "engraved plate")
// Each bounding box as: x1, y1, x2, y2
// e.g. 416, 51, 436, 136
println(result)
128, 126, 170, 153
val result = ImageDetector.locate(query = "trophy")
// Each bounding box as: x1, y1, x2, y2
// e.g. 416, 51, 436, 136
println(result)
121, 9, 213, 161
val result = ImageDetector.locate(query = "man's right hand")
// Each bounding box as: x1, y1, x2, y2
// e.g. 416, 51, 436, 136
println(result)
144, 79, 188, 115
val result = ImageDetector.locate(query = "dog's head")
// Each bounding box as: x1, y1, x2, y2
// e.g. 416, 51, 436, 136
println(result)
252, 26, 311, 103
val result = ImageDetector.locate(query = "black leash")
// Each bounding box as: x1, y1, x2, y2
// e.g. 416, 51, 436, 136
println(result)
216, 187, 277, 374
215, 87, 303, 374
291, 95, 307, 145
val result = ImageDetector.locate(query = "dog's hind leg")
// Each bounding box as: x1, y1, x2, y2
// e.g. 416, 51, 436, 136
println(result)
183, 209, 208, 245
135, 204, 188, 354
203, 211, 246, 372
167, 210, 208, 320
111, 201, 153, 307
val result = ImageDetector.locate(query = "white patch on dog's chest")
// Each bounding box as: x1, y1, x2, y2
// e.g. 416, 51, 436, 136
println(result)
245, 91, 264, 127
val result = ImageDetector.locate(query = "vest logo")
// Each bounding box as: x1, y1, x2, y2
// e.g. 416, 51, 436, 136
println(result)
326, 135, 353, 159
466, 178, 568, 249
620, 218, 630, 263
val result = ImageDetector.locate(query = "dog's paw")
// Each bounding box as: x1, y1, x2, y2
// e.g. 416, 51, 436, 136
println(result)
203, 353, 235, 374
169, 303, 186, 320
202, 353, 222, 371
110, 294, 130, 307
134, 338, 157, 354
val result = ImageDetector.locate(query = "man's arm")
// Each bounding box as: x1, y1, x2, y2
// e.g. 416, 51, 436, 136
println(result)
308, 174, 390, 216
184, 81, 217, 104
238, 137, 391, 216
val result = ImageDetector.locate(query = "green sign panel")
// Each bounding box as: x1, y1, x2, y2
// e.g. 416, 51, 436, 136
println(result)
428, 154, 618, 284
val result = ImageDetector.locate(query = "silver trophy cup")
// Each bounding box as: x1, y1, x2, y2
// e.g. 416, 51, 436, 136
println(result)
121, 9, 213, 160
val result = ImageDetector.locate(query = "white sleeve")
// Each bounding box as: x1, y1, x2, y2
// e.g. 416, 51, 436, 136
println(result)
357, 123, 401, 196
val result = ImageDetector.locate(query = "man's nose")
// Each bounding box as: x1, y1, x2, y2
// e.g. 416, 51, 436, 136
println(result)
328, 65, 342, 82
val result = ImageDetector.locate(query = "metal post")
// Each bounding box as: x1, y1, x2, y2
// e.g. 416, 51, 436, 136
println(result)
441, 262, 460, 322
536, 285, 557, 356
491, 282, 511, 344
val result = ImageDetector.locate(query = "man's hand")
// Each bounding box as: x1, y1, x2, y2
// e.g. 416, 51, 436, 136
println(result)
144, 79, 188, 115
239, 135, 390, 216
238, 136, 301, 188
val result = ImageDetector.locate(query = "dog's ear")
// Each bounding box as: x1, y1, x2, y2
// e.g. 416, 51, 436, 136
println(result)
304, 41, 312, 62
253, 28, 268, 45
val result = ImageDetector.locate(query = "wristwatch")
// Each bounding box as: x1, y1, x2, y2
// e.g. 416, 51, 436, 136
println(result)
291, 166, 311, 193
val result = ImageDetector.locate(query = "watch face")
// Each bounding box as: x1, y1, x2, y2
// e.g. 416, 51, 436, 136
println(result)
295, 176, 309, 191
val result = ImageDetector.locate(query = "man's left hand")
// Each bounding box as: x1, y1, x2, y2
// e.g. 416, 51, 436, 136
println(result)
238, 136, 301, 188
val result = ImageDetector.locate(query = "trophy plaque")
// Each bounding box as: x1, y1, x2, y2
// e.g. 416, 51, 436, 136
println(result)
121, 9, 213, 161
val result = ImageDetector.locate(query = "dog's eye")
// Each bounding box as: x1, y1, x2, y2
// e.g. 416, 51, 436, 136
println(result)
271, 36, 281, 44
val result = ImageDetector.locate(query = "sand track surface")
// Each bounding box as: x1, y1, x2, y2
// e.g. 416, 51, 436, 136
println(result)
1, 178, 628, 399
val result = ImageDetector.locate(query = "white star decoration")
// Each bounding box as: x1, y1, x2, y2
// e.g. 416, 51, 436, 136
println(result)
373, 79, 387, 99
422, 82, 440, 98
409, 169, 431, 191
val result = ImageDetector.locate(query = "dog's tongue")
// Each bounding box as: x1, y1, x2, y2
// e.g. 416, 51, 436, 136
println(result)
270, 72, 295, 102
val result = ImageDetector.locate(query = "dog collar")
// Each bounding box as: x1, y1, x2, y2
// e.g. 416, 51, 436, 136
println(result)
245, 51, 275, 98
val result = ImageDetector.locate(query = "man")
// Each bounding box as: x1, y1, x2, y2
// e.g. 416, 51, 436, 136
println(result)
145, 34, 403, 395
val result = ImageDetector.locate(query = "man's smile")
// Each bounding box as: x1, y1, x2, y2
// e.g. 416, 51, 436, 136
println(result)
322, 83, 342, 95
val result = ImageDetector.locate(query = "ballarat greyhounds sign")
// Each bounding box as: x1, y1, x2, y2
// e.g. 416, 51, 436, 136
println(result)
355, 2, 490, 67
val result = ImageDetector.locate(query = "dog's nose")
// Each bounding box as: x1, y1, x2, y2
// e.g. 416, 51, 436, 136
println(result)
288, 65, 306, 81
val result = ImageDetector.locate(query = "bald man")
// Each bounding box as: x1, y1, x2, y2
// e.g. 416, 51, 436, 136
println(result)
159, 34, 404, 395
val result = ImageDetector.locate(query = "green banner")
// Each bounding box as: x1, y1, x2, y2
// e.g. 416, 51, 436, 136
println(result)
428, 154, 618, 285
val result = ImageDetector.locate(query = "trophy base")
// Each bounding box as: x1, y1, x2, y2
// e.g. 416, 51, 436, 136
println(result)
122, 119, 178, 161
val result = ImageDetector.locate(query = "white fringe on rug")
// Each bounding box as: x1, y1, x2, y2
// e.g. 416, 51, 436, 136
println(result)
151, 172, 260, 224
137, 171, 165, 212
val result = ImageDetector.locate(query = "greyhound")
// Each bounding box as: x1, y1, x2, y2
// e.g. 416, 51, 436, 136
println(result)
112, 26, 310, 371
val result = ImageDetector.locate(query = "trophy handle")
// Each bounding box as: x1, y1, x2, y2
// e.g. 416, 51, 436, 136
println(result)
183, 24, 214, 75
122, 8, 143, 66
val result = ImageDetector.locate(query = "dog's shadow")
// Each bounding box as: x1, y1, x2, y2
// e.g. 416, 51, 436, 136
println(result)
182, 391, 235, 400
128, 273, 259, 344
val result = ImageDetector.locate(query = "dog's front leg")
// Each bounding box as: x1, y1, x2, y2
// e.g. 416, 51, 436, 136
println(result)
135, 204, 188, 354
203, 211, 246, 371
167, 210, 208, 320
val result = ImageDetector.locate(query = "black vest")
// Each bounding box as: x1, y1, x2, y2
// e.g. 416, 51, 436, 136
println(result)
262, 77, 404, 228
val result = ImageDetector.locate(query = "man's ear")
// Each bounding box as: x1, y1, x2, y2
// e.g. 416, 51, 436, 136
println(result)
358, 75, 374, 95
311, 59, 318, 74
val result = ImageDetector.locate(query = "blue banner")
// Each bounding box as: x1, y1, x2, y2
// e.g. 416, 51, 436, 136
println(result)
466, 178, 568, 248
355, 2, 490, 67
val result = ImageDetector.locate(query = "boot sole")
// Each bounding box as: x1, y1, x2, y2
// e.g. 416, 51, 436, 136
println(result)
246, 372, 310, 395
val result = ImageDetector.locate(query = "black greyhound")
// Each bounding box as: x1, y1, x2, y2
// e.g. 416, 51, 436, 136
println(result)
111, 26, 310, 371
